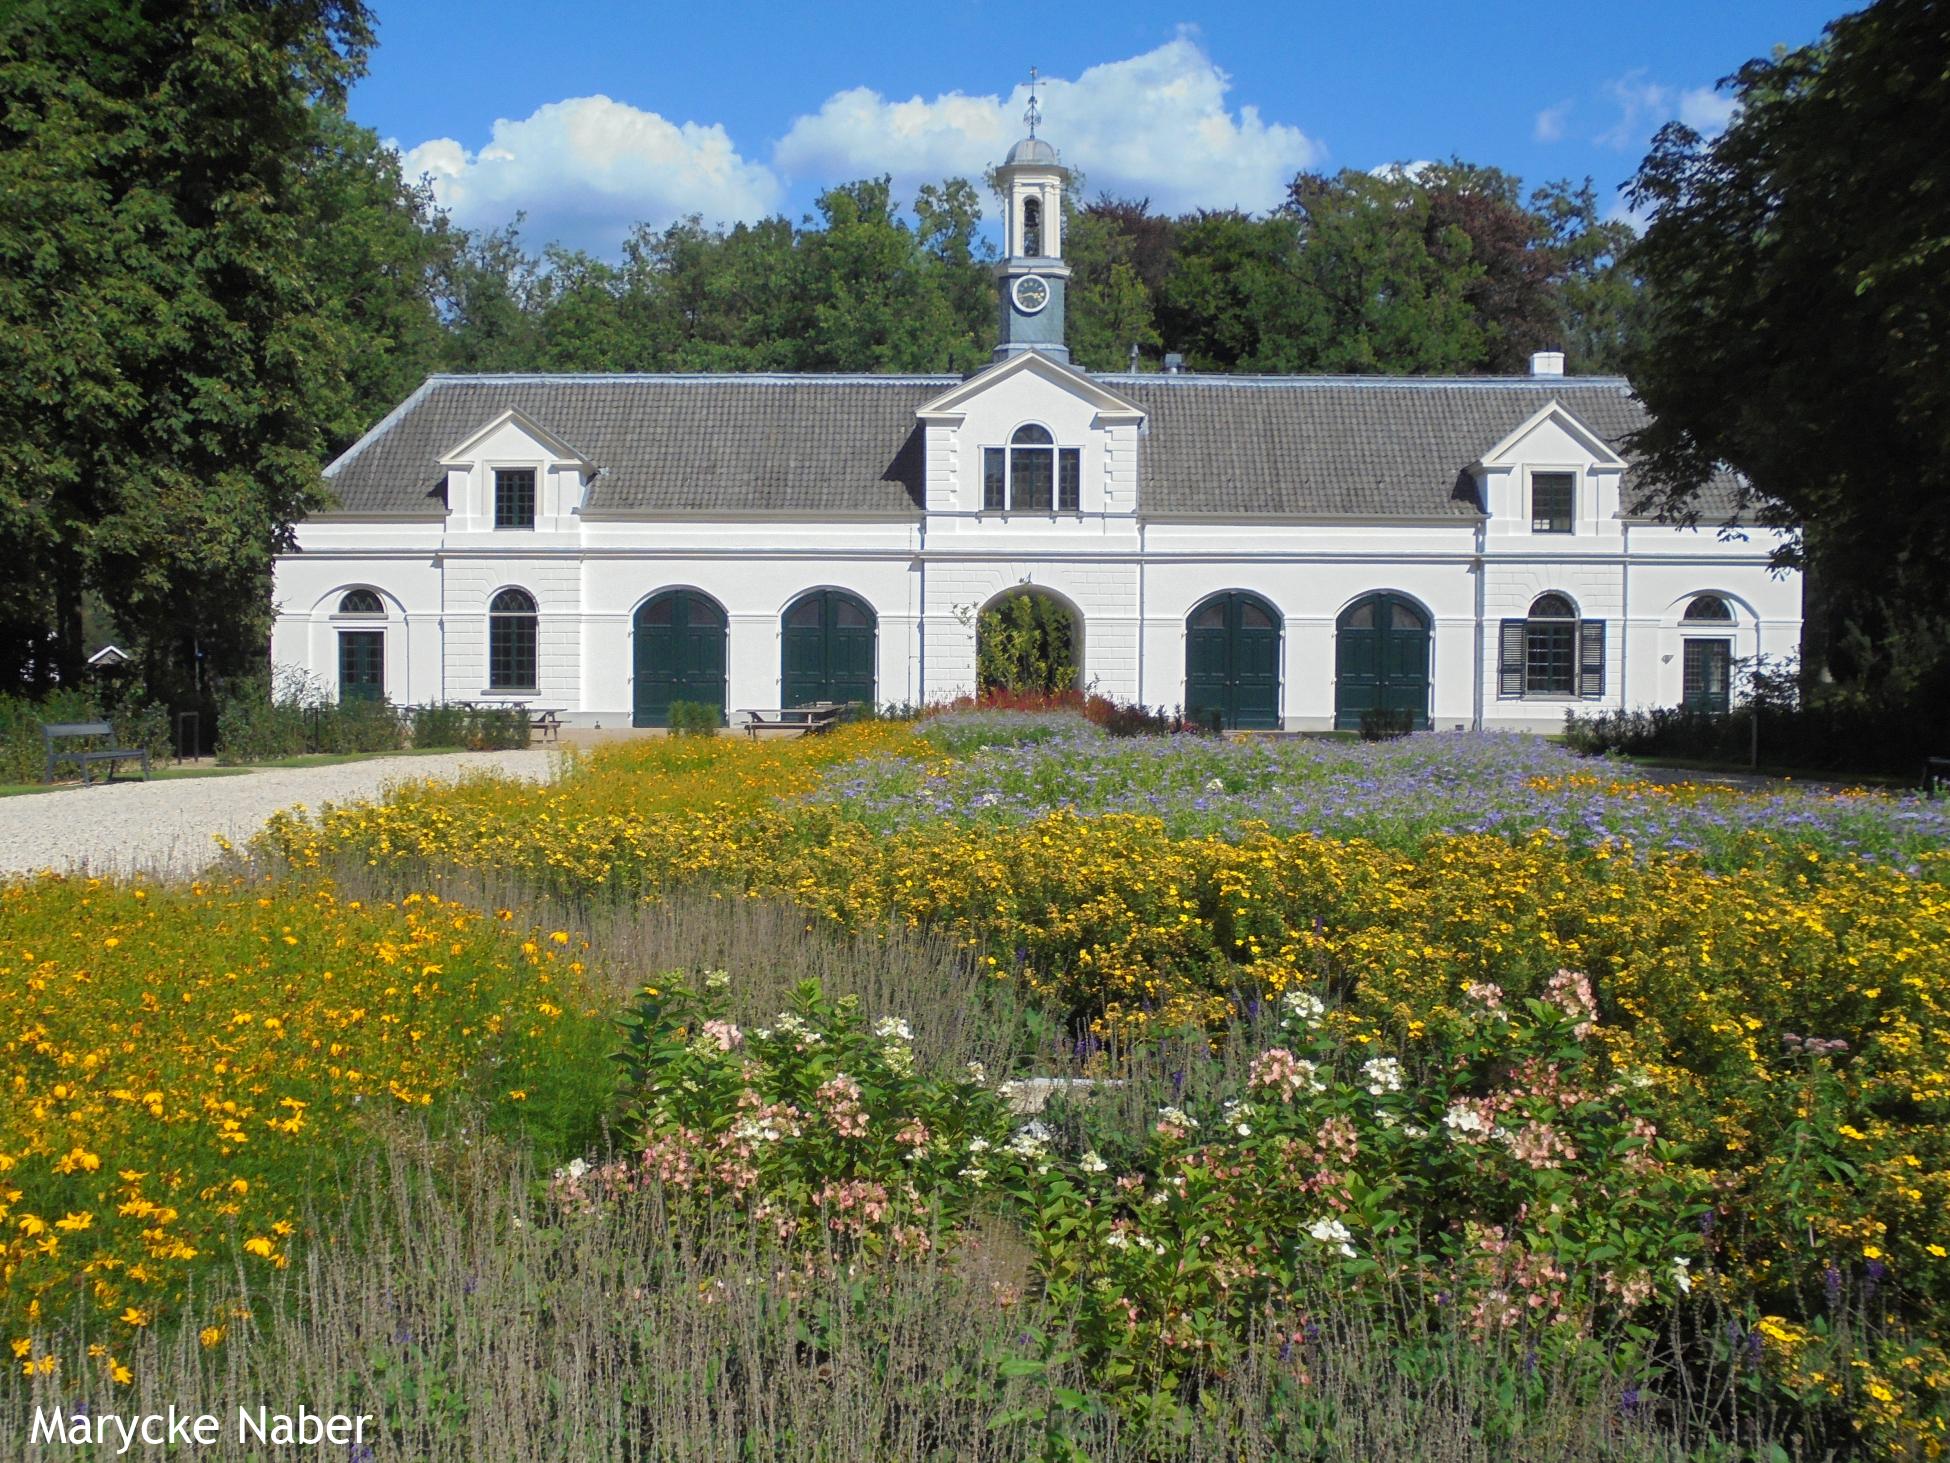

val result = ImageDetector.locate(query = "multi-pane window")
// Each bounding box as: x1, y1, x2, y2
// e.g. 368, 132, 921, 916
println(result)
981, 426, 1082, 513
1524, 594, 1577, 693
1683, 638, 1732, 713
1499, 593, 1605, 699
1531, 472, 1575, 533
488, 588, 537, 690
337, 588, 383, 615
1683, 594, 1733, 622
494, 468, 536, 530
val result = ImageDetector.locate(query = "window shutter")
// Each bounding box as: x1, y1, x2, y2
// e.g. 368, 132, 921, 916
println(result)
1579, 620, 1606, 699
1498, 620, 1525, 698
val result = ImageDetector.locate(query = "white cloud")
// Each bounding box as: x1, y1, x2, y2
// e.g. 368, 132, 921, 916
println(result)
1595, 70, 1738, 153
1679, 85, 1737, 133
774, 33, 1325, 213
1534, 100, 1572, 143
395, 95, 782, 255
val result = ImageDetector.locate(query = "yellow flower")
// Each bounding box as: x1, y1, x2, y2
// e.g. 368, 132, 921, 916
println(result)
120, 1308, 148, 1328
199, 1326, 225, 1349
1863, 1244, 1884, 1260
243, 1237, 275, 1259
55, 1212, 93, 1232
111, 1360, 133, 1385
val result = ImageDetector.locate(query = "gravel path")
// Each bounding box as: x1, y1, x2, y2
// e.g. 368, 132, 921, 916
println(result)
0, 750, 559, 880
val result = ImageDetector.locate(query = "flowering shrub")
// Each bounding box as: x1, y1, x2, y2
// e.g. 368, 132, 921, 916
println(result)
566, 976, 1017, 1255
1015, 980, 1711, 1419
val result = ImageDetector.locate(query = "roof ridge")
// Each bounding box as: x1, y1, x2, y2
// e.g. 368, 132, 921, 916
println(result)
420, 372, 961, 387
1101, 373, 1635, 390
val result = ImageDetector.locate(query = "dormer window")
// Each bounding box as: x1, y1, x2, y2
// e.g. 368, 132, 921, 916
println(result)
982, 425, 1081, 513
1530, 472, 1575, 533
1022, 197, 1043, 258
494, 468, 536, 530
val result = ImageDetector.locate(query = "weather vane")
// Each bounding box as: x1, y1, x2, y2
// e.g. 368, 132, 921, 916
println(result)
1024, 66, 1041, 138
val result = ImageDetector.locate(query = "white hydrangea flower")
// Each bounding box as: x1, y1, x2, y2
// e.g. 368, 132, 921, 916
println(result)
966, 1136, 991, 1154
1157, 1105, 1198, 1129
703, 970, 731, 990
1673, 1257, 1693, 1294
873, 1016, 913, 1042
1281, 989, 1326, 1029
965, 1061, 988, 1086
1361, 1056, 1404, 1096
1308, 1216, 1357, 1258
1079, 1150, 1109, 1174
1442, 1101, 1488, 1136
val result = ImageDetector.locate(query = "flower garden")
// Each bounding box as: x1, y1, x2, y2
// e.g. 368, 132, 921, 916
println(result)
5, 714, 1948, 1458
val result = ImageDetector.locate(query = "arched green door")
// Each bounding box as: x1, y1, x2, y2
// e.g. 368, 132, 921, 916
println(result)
1335, 593, 1431, 730
633, 590, 727, 727
781, 590, 877, 709
1185, 592, 1282, 730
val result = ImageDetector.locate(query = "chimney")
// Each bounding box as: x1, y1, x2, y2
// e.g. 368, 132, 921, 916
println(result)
1529, 350, 1566, 378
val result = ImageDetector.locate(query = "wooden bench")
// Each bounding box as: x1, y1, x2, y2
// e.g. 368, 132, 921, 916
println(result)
42, 721, 151, 786
737, 702, 847, 739
528, 708, 565, 744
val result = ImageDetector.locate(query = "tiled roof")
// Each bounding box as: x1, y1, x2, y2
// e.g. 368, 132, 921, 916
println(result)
320, 371, 1743, 522
323, 376, 948, 517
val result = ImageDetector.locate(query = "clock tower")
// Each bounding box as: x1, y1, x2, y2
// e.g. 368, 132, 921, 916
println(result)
993, 70, 1070, 363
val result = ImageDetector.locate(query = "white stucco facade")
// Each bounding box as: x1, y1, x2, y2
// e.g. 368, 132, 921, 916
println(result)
271, 133, 1799, 732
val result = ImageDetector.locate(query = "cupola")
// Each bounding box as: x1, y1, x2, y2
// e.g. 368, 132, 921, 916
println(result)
993, 69, 1071, 364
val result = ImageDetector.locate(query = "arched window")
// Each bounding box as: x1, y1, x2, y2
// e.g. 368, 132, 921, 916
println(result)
338, 588, 383, 615
1499, 593, 1605, 699
982, 423, 1080, 513
1022, 197, 1042, 257
488, 588, 538, 691
1683, 594, 1733, 621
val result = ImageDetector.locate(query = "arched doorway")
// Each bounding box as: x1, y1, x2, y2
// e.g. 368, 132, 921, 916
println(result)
782, 589, 877, 708
977, 588, 1081, 695
1185, 591, 1281, 730
633, 590, 727, 728
1335, 593, 1431, 730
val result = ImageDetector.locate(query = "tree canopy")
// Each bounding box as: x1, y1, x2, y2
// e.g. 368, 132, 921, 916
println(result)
1623, 0, 1950, 697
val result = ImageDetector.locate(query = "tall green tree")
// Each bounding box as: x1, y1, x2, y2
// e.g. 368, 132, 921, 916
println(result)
1624, 0, 1950, 695
0, 0, 436, 694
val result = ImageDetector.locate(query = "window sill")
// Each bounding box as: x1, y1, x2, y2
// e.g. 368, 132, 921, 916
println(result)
479, 689, 538, 698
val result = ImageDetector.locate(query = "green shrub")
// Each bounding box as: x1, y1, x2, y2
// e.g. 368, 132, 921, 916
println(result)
1358, 705, 1415, 741
665, 700, 720, 737
215, 665, 409, 763
409, 702, 530, 750
0, 690, 172, 782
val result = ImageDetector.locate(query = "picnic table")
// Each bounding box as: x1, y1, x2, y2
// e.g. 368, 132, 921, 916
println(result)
524, 707, 565, 743
736, 702, 848, 739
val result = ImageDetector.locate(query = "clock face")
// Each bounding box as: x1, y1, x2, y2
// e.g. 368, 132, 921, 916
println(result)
1012, 274, 1050, 314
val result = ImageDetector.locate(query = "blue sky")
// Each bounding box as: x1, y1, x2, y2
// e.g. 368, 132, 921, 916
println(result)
350, 0, 1851, 257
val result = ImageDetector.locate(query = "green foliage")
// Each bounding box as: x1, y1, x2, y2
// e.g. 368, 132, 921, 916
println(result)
0, 689, 171, 782
1624, 0, 1950, 705
408, 702, 533, 751
0, 0, 448, 695
215, 666, 405, 762
664, 700, 721, 737
975, 595, 1080, 696
1358, 705, 1416, 741
589, 975, 1014, 1251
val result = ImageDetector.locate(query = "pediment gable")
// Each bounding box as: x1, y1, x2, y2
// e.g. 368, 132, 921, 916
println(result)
436, 407, 595, 469
917, 351, 1146, 426
1472, 399, 1626, 470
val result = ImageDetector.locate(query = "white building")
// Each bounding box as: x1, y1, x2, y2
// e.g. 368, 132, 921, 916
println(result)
271, 127, 1800, 733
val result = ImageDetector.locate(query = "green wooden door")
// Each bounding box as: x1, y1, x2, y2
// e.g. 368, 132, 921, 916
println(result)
338, 631, 384, 703
1335, 594, 1430, 729
781, 590, 877, 709
1185, 592, 1281, 730
633, 591, 727, 727
1682, 638, 1731, 713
